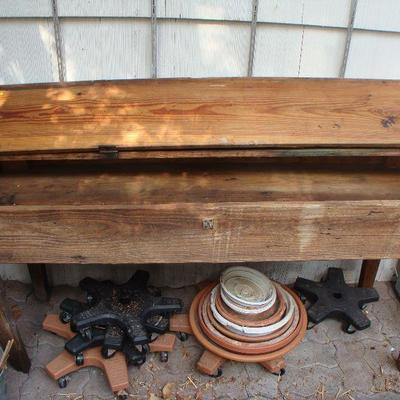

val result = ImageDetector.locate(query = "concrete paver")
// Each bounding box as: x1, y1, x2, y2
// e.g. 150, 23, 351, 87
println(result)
1, 280, 399, 400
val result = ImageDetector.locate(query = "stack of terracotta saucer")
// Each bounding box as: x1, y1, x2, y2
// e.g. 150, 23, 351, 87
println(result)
177, 267, 307, 377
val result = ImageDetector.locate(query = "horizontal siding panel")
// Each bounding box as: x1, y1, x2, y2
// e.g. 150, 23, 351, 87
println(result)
62, 19, 152, 81
345, 31, 400, 79
254, 25, 345, 78
258, 0, 351, 28
156, 0, 252, 21
299, 27, 346, 77
57, 0, 150, 17
0, 0, 51, 17
158, 20, 250, 78
0, 19, 58, 84
253, 25, 302, 77
355, 0, 400, 33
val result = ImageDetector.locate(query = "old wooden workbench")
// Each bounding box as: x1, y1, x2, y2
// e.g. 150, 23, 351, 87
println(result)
0, 77, 399, 370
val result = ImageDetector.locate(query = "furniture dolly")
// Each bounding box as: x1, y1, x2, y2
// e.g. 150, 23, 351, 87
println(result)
0, 77, 399, 371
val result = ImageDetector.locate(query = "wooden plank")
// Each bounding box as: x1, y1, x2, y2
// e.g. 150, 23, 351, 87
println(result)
2, 148, 400, 162
0, 302, 30, 373
358, 259, 380, 288
0, 201, 400, 264
2, 78, 400, 155
2, 162, 400, 205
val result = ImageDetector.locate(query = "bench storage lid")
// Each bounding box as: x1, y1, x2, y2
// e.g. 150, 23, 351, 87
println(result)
1, 77, 400, 160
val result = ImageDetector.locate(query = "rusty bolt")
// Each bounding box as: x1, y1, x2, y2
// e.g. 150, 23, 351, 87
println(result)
202, 218, 214, 230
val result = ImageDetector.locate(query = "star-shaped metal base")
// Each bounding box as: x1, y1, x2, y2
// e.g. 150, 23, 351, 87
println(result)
58, 270, 182, 359
294, 268, 379, 331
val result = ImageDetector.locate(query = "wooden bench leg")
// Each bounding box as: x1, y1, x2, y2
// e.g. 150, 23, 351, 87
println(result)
28, 263, 50, 302
358, 259, 380, 288
0, 302, 30, 373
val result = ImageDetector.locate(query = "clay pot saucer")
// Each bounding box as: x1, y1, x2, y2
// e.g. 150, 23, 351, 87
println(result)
198, 291, 301, 355
210, 284, 295, 337
207, 298, 294, 343
214, 283, 286, 327
188, 283, 307, 363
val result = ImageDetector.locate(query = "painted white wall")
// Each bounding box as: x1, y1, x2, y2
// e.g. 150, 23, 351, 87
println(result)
0, 0, 399, 285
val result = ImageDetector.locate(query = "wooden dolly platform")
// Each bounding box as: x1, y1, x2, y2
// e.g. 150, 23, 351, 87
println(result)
1, 77, 400, 370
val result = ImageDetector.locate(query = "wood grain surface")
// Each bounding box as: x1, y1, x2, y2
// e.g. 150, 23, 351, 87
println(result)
0, 201, 399, 264
1, 78, 400, 155
1, 163, 400, 205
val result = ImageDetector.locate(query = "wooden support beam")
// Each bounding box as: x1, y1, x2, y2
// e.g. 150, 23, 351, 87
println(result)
0, 302, 30, 373
358, 259, 380, 288
27, 264, 50, 302
0, 202, 400, 264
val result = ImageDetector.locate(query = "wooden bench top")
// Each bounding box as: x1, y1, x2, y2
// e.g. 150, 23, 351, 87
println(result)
1, 78, 400, 157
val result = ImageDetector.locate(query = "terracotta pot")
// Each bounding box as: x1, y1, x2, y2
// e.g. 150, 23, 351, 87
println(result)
198, 290, 300, 355
188, 283, 307, 363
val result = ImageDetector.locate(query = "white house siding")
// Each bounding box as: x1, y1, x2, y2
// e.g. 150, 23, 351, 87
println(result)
0, 0, 399, 285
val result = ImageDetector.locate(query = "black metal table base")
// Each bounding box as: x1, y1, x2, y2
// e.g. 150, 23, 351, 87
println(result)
294, 268, 379, 333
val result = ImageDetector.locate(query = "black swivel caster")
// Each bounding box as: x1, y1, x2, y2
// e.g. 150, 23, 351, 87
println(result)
58, 376, 69, 389
272, 368, 286, 376
117, 392, 128, 400
140, 344, 150, 354
101, 347, 116, 359
159, 351, 168, 362
132, 357, 145, 367
75, 353, 84, 366
59, 311, 72, 324
298, 293, 307, 304
178, 332, 188, 342
86, 294, 95, 306
209, 368, 223, 378
344, 323, 356, 334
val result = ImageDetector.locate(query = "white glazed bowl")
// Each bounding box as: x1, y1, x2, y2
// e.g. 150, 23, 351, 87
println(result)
220, 266, 275, 309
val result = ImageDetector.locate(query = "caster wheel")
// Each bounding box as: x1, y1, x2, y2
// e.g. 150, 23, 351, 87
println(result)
75, 353, 84, 366
298, 293, 307, 304
141, 344, 150, 354
272, 368, 286, 376
59, 311, 71, 324
117, 393, 128, 400
209, 368, 223, 378
86, 294, 95, 306
101, 347, 116, 359
361, 303, 368, 311
80, 327, 92, 340
344, 323, 356, 334
178, 332, 189, 342
132, 358, 146, 366
160, 351, 168, 362
307, 321, 316, 330
58, 376, 69, 389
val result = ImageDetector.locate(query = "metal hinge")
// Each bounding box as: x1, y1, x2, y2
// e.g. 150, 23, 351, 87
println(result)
97, 145, 119, 159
